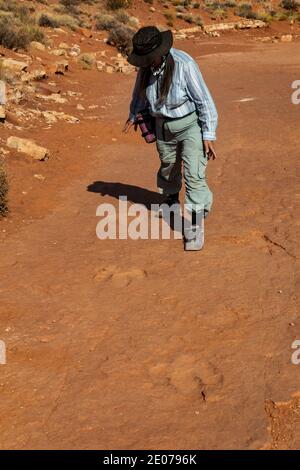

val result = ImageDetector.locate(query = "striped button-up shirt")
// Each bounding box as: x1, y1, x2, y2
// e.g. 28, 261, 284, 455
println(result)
128, 47, 218, 141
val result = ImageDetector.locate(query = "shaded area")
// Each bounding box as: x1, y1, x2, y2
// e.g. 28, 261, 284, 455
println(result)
87, 181, 165, 210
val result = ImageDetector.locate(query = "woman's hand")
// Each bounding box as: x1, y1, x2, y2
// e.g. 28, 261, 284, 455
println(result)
122, 119, 137, 133
203, 140, 217, 160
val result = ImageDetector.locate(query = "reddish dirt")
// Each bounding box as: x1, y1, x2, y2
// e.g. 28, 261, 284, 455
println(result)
0, 34, 299, 449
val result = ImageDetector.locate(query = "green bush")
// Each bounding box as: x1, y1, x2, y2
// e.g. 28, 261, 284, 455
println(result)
38, 13, 60, 28
0, 159, 8, 218
236, 3, 258, 19
280, 0, 299, 10
0, 16, 45, 49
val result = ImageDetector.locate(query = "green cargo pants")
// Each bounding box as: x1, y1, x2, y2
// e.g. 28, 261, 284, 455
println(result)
155, 111, 213, 213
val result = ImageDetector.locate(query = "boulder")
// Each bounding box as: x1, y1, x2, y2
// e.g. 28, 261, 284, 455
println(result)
21, 67, 47, 82
55, 60, 69, 75
0, 81, 5, 105
30, 41, 46, 51
7, 137, 49, 160
204, 19, 266, 34
0, 58, 29, 74
0, 105, 5, 121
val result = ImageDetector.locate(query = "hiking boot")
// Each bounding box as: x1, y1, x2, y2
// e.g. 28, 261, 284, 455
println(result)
184, 224, 204, 251
157, 192, 180, 218
165, 192, 180, 206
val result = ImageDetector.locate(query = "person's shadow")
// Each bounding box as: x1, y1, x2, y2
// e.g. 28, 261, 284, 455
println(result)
87, 181, 164, 210
87, 181, 187, 234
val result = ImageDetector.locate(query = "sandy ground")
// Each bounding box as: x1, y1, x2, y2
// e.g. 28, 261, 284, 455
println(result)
0, 35, 299, 449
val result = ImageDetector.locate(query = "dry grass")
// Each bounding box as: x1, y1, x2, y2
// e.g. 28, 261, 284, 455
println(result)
106, 0, 132, 10
37, 12, 79, 30
0, 158, 8, 218
0, 0, 45, 49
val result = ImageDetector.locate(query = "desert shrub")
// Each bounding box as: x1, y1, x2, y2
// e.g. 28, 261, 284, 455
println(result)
176, 5, 185, 11
128, 16, 140, 28
178, 12, 203, 24
210, 8, 228, 18
79, 52, 96, 69
0, 16, 45, 49
95, 13, 118, 30
273, 11, 288, 19
106, 0, 132, 10
257, 11, 273, 22
194, 14, 204, 25
223, 0, 236, 5
107, 23, 134, 54
38, 13, 60, 28
0, 159, 8, 218
193, 2, 200, 7
164, 11, 174, 23
38, 12, 79, 29
280, 0, 299, 10
144, 0, 154, 4
236, 3, 258, 18
115, 9, 130, 23
60, 0, 81, 10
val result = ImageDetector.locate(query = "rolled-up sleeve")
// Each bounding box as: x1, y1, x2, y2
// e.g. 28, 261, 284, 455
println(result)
184, 60, 218, 141
128, 68, 150, 122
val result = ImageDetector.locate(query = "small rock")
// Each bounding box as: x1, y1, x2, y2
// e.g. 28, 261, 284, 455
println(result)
96, 60, 105, 72
69, 44, 81, 57
37, 93, 67, 104
106, 65, 115, 74
149, 7, 155, 12
77, 104, 85, 110
54, 60, 69, 75
78, 28, 93, 39
281, 34, 292, 42
50, 49, 67, 57
7, 136, 49, 160
59, 42, 69, 49
34, 174, 45, 180
30, 41, 46, 51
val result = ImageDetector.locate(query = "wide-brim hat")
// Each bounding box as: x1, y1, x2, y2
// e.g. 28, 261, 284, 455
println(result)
127, 26, 173, 68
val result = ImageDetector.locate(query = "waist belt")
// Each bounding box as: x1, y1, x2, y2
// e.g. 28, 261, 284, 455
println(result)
156, 111, 196, 122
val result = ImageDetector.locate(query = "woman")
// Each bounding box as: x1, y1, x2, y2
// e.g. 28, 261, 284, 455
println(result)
123, 26, 218, 251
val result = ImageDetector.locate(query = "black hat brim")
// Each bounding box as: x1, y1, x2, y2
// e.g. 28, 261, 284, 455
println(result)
127, 30, 173, 68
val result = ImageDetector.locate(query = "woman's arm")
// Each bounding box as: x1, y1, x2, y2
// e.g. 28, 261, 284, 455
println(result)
128, 68, 150, 122
184, 59, 218, 142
